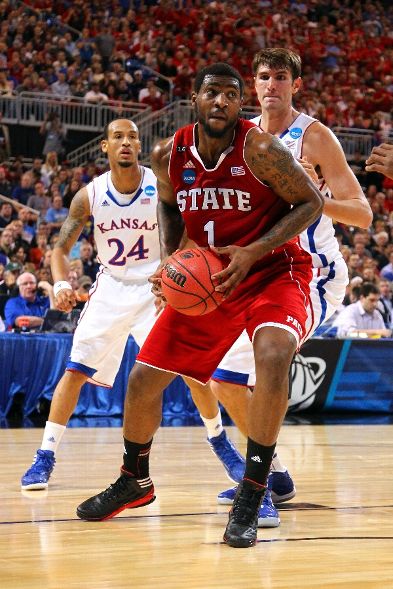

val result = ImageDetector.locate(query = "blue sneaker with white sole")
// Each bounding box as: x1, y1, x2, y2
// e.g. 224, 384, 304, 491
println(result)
217, 468, 296, 504
21, 449, 56, 490
209, 434, 296, 501
257, 488, 280, 528
207, 430, 245, 483
269, 470, 296, 503
217, 485, 238, 505
218, 484, 280, 527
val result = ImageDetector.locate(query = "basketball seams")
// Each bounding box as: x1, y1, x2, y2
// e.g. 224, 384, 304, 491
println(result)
160, 278, 206, 303
160, 270, 208, 312
174, 249, 224, 305
172, 252, 215, 298
198, 249, 224, 306
161, 248, 224, 315
198, 249, 221, 293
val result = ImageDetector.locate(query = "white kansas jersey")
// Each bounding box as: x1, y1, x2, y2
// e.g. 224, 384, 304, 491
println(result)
87, 166, 160, 280
250, 113, 341, 268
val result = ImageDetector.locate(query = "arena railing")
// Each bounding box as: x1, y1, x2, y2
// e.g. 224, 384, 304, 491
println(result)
65, 101, 259, 167
332, 127, 376, 160
3, 93, 382, 167
1, 93, 150, 133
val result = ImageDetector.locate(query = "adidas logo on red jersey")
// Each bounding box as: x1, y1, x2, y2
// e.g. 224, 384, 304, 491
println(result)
183, 160, 195, 169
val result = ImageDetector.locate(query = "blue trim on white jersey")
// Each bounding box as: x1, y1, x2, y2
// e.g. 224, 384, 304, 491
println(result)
315, 262, 336, 328
106, 186, 144, 207
105, 172, 145, 207
66, 361, 96, 377
306, 215, 328, 267
211, 368, 249, 385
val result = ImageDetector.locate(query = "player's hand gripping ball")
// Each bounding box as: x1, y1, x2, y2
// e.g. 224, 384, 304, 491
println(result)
161, 248, 225, 315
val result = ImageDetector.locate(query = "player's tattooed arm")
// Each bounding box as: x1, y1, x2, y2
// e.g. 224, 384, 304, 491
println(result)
50, 187, 91, 289
245, 130, 323, 256
151, 137, 185, 259
54, 187, 91, 255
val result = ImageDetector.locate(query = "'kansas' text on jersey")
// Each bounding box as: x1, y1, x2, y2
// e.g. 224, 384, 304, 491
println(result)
87, 167, 160, 280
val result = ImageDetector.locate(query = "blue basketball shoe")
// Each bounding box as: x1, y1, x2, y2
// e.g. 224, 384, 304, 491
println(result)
218, 484, 280, 527
207, 430, 245, 483
218, 467, 296, 505
21, 449, 56, 490
269, 470, 296, 503
257, 488, 280, 527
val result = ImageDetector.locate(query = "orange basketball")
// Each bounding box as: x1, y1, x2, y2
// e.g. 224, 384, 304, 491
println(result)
161, 248, 226, 316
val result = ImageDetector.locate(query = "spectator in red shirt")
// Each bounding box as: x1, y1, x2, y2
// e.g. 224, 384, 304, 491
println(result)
173, 65, 193, 100
140, 85, 164, 110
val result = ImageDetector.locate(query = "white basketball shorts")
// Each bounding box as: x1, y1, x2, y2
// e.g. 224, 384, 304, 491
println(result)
212, 257, 348, 387
67, 268, 157, 387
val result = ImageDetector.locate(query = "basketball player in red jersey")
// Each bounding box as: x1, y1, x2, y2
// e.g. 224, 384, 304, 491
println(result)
76, 63, 323, 548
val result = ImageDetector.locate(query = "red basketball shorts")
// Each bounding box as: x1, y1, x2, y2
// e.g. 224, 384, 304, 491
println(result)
137, 250, 312, 384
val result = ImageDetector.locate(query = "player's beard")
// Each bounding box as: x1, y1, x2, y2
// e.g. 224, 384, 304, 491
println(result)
118, 161, 133, 168
195, 105, 236, 138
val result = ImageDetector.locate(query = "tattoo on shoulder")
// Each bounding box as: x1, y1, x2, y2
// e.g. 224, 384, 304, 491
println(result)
251, 140, 308, 196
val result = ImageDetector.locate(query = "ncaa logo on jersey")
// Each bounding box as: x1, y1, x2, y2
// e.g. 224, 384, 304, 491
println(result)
289, 127, 302, 139
182, 169, 196, 185
144, 185, 156, 197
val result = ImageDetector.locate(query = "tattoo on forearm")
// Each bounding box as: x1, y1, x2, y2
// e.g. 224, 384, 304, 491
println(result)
260, 201, 320, 251
56, 217, 83, 249
56, 197, 87, 250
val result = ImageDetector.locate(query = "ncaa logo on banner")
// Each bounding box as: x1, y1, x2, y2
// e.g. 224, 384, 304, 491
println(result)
144, 185, 156, 196
182, 169, 196, 185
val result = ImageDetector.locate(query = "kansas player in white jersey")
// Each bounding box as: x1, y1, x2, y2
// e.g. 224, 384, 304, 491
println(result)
207, 49, 372, 512
213, 112, 349, 387
21, 119, 161, 489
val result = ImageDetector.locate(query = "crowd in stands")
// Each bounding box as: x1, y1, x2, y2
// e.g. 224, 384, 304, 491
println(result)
0, 0, 393, 334
0, 0, 391, 122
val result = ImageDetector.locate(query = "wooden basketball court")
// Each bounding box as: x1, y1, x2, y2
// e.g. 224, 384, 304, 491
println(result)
1, 424, 392, 588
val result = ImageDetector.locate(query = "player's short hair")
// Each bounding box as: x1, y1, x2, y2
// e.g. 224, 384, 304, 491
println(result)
103, 121, 112, 139
103, 118, 138, 139
194, 63, 244, 97
252, 48, 302, 80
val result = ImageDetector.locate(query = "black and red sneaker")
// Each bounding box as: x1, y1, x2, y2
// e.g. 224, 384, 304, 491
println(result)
76, 470, 155, 521
223, 479, 266, 548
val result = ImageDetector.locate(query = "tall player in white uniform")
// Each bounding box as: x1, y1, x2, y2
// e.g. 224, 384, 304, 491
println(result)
21, 119, 163, 489
207, 48, 372, 515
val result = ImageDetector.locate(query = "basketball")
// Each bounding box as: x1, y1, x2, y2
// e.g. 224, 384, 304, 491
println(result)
161, 248, 226, 316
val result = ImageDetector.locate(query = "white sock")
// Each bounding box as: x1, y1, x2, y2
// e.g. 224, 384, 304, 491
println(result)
41, 421, 66, 454
201, 410, 223, 439
271, 452, 287, 473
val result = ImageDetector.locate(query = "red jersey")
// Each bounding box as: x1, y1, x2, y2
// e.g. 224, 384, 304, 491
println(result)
168, 118, 301, 276
138, 119, 312, 382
